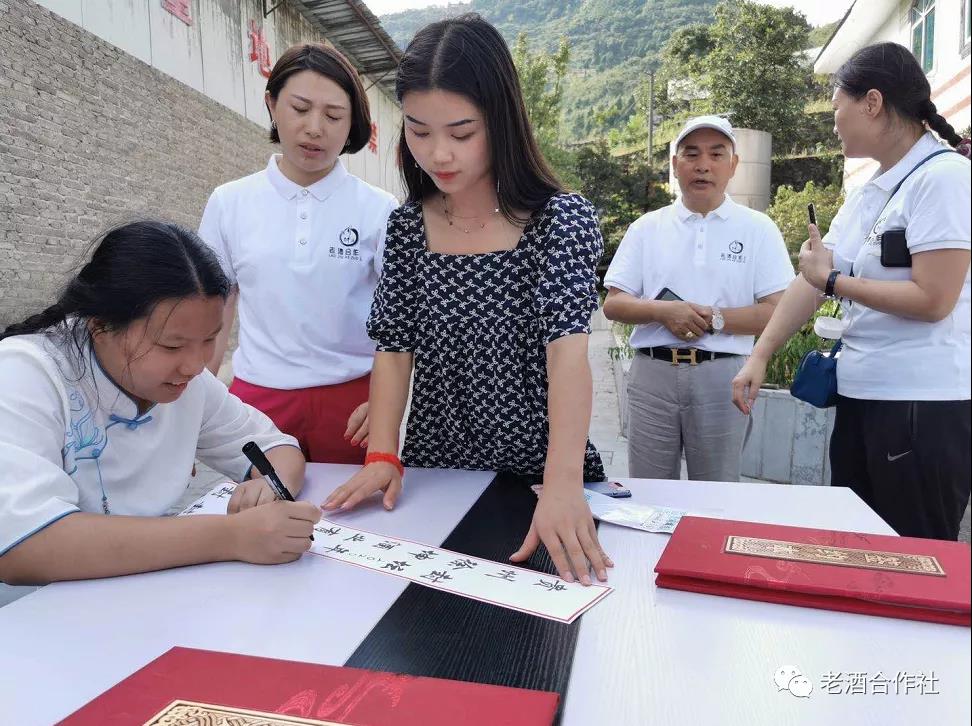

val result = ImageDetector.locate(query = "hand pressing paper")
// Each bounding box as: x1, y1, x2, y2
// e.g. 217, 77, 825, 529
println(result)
180, 482, 612, 624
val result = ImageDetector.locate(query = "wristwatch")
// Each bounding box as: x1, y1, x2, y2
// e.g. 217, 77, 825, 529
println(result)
824, 269, 842, 298
709, 306, 725, 334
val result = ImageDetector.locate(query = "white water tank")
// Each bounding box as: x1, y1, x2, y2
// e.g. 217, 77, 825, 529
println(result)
669, 127, 772, 211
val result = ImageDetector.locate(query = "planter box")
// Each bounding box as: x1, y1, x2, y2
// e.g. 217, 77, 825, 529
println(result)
740, 387, 835, 486
612, 355, 632, 438
612, 358, 835, 486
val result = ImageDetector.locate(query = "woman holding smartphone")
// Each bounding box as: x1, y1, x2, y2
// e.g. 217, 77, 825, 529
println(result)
732, 43, 971, 540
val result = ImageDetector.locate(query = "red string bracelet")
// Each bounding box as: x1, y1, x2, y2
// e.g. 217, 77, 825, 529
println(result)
364, 451, 404, 477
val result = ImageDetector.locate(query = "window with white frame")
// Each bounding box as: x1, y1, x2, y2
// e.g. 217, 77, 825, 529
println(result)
963, 0, 971, 56
911, 0, 936, 72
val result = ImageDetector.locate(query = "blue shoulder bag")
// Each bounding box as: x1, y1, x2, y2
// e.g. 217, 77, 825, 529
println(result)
791, 339, 843, 408
789, 148, 953, 409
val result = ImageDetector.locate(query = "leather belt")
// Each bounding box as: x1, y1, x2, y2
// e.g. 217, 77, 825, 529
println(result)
637, 347, 739, 366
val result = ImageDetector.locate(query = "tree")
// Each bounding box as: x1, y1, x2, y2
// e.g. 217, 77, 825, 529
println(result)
766, 180, 843, 264
512, 34, 580, 188
512, 35, 673, 263
657, 0, 812, 148
571, 141, 670, 259
513, 33, 570, 144
705, 1, 812, 147
661, 24, 714, 78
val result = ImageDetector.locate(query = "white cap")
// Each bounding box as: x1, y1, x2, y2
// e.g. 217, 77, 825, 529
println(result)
674, 115, 736, 151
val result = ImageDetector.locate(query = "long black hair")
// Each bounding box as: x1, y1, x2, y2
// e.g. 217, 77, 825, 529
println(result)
834, 42, 967, 153
395, 13, 562, 223
1, 221, 230, 368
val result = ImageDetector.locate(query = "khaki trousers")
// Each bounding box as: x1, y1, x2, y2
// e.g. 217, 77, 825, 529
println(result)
627, 351, 751, 481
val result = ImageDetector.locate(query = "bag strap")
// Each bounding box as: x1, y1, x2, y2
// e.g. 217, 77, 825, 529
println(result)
831, 149, 952, 342
889, 148, 954, 197
869, 149, 955, 236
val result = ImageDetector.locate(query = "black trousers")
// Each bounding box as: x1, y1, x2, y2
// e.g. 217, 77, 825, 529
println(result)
830, 397, 971, 540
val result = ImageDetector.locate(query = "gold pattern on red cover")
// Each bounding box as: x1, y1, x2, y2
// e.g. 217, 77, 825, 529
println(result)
724, 536, 946, 576
145, 699, 349, 725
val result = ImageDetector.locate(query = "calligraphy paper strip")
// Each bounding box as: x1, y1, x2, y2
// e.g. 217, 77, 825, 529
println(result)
180, 484, 612, 624
308, 519, 612, 624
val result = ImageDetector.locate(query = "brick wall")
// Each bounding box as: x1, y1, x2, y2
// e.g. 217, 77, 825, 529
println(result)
0, 0, 275, 328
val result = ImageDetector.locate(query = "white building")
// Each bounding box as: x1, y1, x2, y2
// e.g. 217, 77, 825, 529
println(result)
31, 0, 405, 198
815, 0, 971, 190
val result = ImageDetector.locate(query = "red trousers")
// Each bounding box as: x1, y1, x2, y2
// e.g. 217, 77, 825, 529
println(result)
230, 375, 370, 464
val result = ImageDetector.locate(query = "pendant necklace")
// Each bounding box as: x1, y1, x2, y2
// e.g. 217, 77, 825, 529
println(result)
442, 193, 500, 234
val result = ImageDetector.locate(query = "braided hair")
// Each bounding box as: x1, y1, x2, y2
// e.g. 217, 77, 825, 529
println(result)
834, 42, 970, 158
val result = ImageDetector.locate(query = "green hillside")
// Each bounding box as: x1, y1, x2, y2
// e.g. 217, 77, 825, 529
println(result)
380, 0, 718, 139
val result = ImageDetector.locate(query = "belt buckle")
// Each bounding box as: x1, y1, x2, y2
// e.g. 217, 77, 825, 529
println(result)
670, 348, 698, 366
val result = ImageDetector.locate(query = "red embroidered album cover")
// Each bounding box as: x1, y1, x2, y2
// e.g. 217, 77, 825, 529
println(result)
57, 647, 559, 726
655, 516, 971, 626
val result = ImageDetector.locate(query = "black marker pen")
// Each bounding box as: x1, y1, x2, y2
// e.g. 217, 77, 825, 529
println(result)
242, 441, 295, 501
242, 442, 313, 541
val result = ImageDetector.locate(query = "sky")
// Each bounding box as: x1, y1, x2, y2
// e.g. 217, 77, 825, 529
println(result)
362, 0, 851, 26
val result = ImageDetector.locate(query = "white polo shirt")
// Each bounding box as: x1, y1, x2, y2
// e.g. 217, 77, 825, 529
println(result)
604, 196, 794, 354
199, 156, 398, 389
823, 133, 971, 400
0, 332, 298, 556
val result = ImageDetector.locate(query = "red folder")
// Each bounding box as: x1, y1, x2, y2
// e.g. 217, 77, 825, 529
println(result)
57, 647, 559, 725
654, 516, 971, 626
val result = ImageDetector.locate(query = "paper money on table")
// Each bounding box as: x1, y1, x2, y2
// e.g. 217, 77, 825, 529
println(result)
583, 489, 686, 534
529, 484, 686, 534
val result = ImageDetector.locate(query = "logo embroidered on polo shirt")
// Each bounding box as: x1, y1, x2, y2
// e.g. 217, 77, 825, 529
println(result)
330, 227, 362, 261
721, 240, 747, 263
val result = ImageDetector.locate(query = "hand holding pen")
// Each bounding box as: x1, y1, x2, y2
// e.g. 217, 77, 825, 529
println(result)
241, 442, 315, 541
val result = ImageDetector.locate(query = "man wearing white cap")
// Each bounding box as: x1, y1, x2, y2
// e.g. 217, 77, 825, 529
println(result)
603, 115, 794, 481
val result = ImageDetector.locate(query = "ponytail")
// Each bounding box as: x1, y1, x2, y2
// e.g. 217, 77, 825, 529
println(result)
0, 303, 67, 340
922, 99, 970, 158
835, 43, 971, 158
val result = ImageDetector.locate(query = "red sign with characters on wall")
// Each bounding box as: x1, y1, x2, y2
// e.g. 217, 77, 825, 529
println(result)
368, 121, 379, 154
248, 19, 273, 78
162, 0, 192, 26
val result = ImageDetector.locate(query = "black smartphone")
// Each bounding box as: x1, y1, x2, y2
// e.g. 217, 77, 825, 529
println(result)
584, 481, 632, 498
880, 229, 912, 267
807, 203, 817, 226
654, 287, 683, 302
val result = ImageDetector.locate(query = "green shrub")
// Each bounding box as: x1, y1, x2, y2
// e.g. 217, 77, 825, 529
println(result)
609, 321, 635, 361
766, 181, 844, 265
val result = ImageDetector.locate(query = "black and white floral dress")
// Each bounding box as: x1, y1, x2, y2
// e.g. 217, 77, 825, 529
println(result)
368, 192, 605, 481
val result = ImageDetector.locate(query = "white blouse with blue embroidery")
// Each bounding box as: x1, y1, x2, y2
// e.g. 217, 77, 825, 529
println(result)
0, 332, 298, 556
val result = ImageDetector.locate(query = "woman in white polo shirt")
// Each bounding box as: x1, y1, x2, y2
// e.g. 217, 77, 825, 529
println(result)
733, 43, 971, 540
200, 43, 397, 465
0, 221, 320, 585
